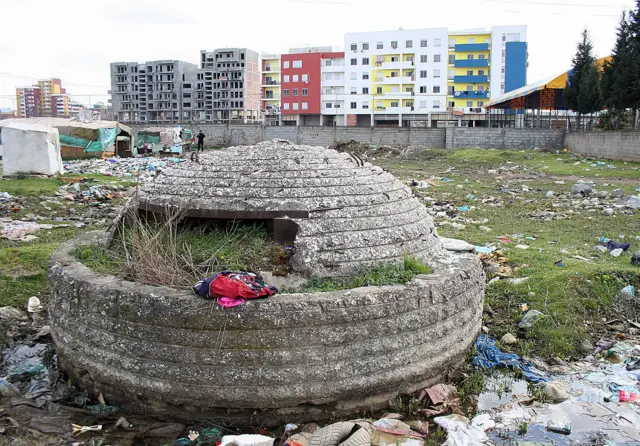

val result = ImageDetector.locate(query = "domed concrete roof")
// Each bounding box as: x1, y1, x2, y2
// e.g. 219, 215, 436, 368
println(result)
139, 140, 446, 275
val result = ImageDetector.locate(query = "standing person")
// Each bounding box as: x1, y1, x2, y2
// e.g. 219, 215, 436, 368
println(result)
196, 130, 205, 152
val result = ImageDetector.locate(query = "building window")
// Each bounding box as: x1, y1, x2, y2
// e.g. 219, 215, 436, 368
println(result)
302, 88, 308, 96
362, 102, 369, 109
406, 40, 413, 48
420, 70, 427, 78
326, 102, 332, 108
434, 69, 441, 78
391, 41, 398, 49
284, 89, 290, 96
377, 41, 383, 49
284, 75, 290, 82
477, 101, 484, 107
406, 86, 413, 93
433, 86, 440, 93
293, 74, 299, 82
391, 101, 399, 107
376, 86, 383, 94
467, 70, 473, 76
448, 54, 455, 65
325, 73, 332, 80
293, 103, 299, 110
351, 58, 357, 65
293, 89, 299, 96
363, 42, 369, 50
283, 61, 290, 69
363, 73, 369, 80
420, 39, 428, 47
302, 102, 308, 110
293, 60, 302, 68
479, 54, 486, 60
362, 57, 369, 65
284, 103, 290, 110
376, 101, 383, 109
433, 100, 441, 109
434, 54, 441, 63
468, 38, 475, 44
350, 72, 358, 80
351, 87, 357, 94
302, 74, 309, 82
448, 38, 456, 49
350, 102, 357, 109
351, 44, 357, 51
466, 101, 473, 107
419, 86, 427, 93
467, 85, 474, 91
363, 87, 369, 94
419, 101, 427, 108
502, 50, 506, 58
434, 38, 442, 47
420, 55, 428, 63
478, 86, 485, 91
406, 101, 413, 108
478, 70, 485, 75
467, 54, 474, 60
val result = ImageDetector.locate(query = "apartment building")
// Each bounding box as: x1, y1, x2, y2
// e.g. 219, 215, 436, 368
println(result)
281, 47, 344, 126
200, 48, 261, 123
51, 94, 70, 117
447, 26, 527, 113
37, 78, 64, 117
261, 54, 281, 125
16, 87, 41, 118
340, 26, 527, 127
110, 60, 200, 123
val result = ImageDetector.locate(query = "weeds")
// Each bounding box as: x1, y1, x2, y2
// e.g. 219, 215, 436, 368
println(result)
387, 396, 420, 417
286, 255, 432, 293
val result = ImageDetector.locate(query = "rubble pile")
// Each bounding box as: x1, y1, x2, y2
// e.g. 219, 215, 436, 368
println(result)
62, 157, 185, 179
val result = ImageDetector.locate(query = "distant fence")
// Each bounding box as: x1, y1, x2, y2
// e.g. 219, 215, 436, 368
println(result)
125, 124, 640, 161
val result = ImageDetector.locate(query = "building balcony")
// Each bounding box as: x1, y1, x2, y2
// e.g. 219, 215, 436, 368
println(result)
453, 91, 489, 99
374, 106, 412, 113
381, 91, 413, 98
378, 60, 414, 69
261, 81, 280, 87
453, 75, 489, 83
321, 65, 345, 73
323, 79, 344, 87
261, 96, 281, 101
375, 76, 414, 84
454, 43, 490, 52
454, 59, 490, 67
263, 67, 280, 73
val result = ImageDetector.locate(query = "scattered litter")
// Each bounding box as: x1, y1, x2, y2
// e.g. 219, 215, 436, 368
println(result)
0, 192, 13, 202
545, 191, 554, 198
632, 251, 640, 266
478, 226, 492, 233
515, 244, 529, 250
519, 310, 544, 329
475, 246, 495, 254
611, 248, 624, 257
220, 434, 275, 446
497, 237, 514, 244
72, 424, 102, 436
457, 206, 470, 212
500, 333, 518, 345
543, 381, 569, 402
472, 335, 549, 383
440, 237, 475, 252
434, 414, 490, 446
27, 296, 43, 313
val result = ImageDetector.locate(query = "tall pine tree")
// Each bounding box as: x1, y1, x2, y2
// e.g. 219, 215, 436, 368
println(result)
565, 29, 601, 128
628, 0, 640, 126
601, 12, 633, 128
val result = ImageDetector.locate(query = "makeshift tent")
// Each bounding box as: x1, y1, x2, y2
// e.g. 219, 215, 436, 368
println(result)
0, 118, 134, 158
137, 126, 191, 154
2, 122, 63, 176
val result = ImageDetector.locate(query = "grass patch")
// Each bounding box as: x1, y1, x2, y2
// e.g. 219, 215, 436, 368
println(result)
375, 149, 640, 359
0, 177, 64, 196
76, 216, 286, 289
287, 255, 432, 293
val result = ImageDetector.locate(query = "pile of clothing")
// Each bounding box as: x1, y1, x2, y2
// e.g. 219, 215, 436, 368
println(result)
193, 271, 278, 308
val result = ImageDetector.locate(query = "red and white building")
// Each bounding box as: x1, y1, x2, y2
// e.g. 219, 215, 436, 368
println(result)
280, 47, 344, 126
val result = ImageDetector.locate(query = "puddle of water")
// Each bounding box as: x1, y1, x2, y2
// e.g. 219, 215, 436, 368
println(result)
478, 376, 530, 412
488, 423, 571, 446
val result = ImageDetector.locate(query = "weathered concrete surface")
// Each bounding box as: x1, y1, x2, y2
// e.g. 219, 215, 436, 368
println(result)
139, 140, 447, 276
49, 231, 485, 424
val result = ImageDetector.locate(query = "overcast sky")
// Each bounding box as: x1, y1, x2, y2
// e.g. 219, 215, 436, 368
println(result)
0, 0, 634, 109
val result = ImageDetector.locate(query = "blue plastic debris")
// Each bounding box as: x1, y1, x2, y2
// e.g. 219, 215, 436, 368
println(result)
471, 335, 549, 383
457, 206, 470, 212
475, 246, 495, 254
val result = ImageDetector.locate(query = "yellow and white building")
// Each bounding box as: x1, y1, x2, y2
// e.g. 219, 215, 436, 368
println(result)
342, 26, 527, 126
261, 54, 281, 125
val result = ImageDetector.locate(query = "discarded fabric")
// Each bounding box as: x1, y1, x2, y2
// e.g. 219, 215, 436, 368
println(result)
218, 297, 245, 309
220, 434, 274, 446
471, 335, 549, 383
194, 271, 278, 300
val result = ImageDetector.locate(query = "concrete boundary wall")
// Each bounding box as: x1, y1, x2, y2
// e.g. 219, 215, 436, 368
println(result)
565, 131, 640, 162
128, 124, 567, 151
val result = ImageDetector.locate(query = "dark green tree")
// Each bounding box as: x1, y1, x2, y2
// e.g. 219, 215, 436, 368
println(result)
565, 29, 602, 128
628, 0, 640, 125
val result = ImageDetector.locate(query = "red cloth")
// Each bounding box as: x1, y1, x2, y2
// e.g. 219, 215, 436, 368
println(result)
208, 272, 277, 300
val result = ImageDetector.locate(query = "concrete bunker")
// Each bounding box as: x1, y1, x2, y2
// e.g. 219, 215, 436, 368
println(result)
49, 139, 485, 424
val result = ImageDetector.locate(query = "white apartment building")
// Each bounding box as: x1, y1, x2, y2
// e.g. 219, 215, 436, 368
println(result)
320, 54, 346, 126
343, 28, 450, 127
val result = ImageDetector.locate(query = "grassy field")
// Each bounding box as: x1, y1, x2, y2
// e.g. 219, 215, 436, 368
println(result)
376, 149, 640, 359
1, 148, 639, 360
